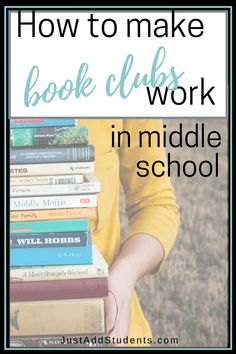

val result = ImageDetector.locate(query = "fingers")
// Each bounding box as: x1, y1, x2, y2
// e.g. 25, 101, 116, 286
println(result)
104, 291, 118, 335
105, 296, 130, 347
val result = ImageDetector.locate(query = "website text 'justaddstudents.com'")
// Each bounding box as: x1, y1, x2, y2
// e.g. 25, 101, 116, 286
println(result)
60, 334, 179, 347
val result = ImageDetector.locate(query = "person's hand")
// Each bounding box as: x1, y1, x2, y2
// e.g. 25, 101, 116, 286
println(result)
104, 234, 164, 347
104, 258, 137, 347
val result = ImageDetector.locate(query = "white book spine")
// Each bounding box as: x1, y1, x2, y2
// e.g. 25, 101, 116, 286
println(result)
10, 264, 108, 281
10, 182, 100, 197
10, 162, 94, 176
10, 175, 84, 186
10, 194, 97, 210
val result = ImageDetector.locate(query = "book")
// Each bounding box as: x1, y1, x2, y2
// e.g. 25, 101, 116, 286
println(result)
10, 245, 108, 281
10, 174, 84, 186
10, 231, 89, 248
10, 335, 108, 348
10, 298, 105, 336
10, 219, 88, 234
10, 145, 95, 164
10, 244, 92, 266
10, 161, 94, 176
11, 194, 97, 210
10, 126, 88, 147
10, 119, 77, 128
10, 175, 100, 197
10, 208, 96, 222
10, 277, 108, 301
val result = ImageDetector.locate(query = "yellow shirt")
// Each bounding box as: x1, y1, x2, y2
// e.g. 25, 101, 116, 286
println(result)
79, 119, 180, 346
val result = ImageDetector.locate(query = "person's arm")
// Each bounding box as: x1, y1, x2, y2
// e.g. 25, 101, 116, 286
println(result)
105, 233, 164, 340
105, 119, 180, 341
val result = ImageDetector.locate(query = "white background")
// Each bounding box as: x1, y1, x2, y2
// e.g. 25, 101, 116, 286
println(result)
10, 11, 227, 118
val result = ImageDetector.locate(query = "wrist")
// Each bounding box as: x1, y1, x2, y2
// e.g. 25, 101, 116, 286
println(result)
109, 256, 138, 289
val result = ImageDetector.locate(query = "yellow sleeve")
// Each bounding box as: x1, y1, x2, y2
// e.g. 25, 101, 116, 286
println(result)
119, 119, 180, 269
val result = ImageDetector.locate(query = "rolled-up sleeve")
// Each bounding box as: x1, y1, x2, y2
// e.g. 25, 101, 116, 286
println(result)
119, 119, 180, 266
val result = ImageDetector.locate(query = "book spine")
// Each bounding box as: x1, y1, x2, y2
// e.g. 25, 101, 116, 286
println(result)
10, 162, 94, 176
10, 119, 77, 128
10, 175, 84, 186
10, 208, 96, 222
10, 194, 97, 211
10, 264, 108, 282
10, 277, 108, 301
10, 126, 88, 147
10, 336, 68, 348
10, 335, 106, 348
11, 182, 100, 197
10, 231, 89, 248
10, 245, 92, 266
10, 145, 95, 164
10, 298, 105, 336
10, 219, 88, 234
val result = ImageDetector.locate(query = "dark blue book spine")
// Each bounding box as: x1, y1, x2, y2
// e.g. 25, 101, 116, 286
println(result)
10, 145, 95, 164
10, 245, 92, 266
10, 231, 89, 248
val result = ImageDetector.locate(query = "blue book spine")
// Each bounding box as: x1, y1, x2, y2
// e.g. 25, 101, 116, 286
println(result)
10, 119, 77, 128
10, 245, 92, 266
10, 231, 89, 248
10, 145, 95, 164
10, 219, 88, 234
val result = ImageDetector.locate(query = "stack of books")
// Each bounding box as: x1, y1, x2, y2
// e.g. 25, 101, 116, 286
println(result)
9, 119, 108, 348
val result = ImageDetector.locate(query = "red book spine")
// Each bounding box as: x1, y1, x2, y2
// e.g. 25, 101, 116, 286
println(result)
10, 277, 108, 301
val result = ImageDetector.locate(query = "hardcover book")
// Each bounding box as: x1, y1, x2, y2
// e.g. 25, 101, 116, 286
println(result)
10, 119, 78, 128
10, 245, 108, 281
10, 298, 105, 336
10, 219, 88, 234
10, 175, 100, 197
10, 208, 96, 222
10, 145, 95, 164
10, 194, 97, 210
10, 231, 90, 248
10, 244, 92, 266
10, 335, 107, 348
10, 277, 108, 301
10, 161, 94, 176
10, 174, 84, 186
10, 126, 88, 147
